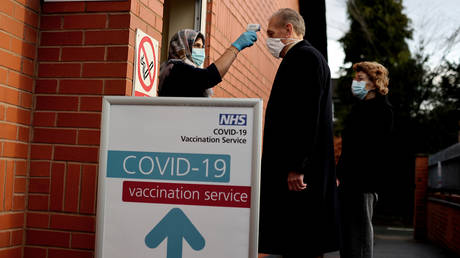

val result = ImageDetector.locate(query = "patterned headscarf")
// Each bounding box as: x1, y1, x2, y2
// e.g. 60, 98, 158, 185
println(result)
168, 29, 205, 66
158, 29, 211, 96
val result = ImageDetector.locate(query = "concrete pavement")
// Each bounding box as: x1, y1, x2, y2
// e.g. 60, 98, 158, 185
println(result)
259, 226, 459, 258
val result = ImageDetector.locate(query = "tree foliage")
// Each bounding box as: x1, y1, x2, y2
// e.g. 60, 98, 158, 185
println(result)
413, 60, 460, 152
340, 0, 412, 66
335, 0, 459, 154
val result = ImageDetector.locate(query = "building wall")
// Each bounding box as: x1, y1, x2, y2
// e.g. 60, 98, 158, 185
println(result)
426, 200, 460, 256
25, 1, 164, 257
413, 156, 460, 256
0, 0, 300, 257
0, 0, 40, 257
207, 0, 299, 107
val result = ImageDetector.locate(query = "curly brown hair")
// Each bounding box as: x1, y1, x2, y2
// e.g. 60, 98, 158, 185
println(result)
353, 61, 389, 95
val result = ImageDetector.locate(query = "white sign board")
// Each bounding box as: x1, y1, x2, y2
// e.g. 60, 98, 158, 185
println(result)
96, 97, 262, 258
133, 29, 159, 97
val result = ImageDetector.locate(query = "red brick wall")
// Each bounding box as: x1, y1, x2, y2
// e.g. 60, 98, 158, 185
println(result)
0, 0, 40, 257
25, 1, 161, 257
206, 0, 299, 107
130, 0, 164, 51
413, 156, 460, 255
129, 0, 164, 89
427, 200, 460, 255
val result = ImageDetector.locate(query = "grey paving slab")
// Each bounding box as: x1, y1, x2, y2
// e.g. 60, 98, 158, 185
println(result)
263, 226, 459, 258
324, 226, 459, 258
375, 226, 457, 258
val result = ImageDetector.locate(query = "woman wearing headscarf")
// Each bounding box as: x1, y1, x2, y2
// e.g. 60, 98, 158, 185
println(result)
336, 61, 393, 258
158, 29, 257, 97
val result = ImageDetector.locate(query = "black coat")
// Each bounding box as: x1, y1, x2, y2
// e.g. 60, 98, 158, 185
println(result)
258, 40, 339, 256
158, 61, 222, 97
336, 95, 393, 193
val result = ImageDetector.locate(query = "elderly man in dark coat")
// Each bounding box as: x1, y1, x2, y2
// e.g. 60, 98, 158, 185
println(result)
258, 8, 340, 258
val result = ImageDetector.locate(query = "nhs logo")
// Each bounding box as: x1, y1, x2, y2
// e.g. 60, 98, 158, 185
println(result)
219, 114, 247, 126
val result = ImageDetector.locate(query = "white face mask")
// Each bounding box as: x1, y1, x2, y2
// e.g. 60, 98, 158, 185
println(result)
266, 38, 301, 58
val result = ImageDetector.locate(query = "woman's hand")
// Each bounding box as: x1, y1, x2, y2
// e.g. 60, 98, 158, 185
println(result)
215, 31, 257, 78
232, 31, 258, 51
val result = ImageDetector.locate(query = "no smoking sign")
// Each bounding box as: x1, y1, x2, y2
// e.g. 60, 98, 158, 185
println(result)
133, 29, 159, 97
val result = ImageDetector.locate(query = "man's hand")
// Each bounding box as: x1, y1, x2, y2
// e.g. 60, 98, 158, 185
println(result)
287, 171, 307, 191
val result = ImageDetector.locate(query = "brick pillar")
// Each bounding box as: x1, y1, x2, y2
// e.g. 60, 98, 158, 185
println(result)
413, 155, 428, 240
26, 1, 163, 257
0, 0, 40, 257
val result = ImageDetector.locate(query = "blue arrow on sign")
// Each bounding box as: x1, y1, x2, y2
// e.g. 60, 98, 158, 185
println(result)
145, 208, 205, 258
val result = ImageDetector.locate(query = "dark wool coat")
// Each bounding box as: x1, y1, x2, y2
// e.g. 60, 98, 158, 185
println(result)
258, 40, 340, 256
336, 95, 393, 193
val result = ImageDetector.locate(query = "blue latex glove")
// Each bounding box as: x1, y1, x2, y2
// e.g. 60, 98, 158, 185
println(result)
232, 31, 257, 51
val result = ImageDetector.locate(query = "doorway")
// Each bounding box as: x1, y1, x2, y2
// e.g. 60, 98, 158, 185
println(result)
161, 0, 207, 63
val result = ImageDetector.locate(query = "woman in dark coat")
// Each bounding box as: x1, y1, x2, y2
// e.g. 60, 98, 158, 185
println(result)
158, 29, 257, 97
336, 61, 393, 258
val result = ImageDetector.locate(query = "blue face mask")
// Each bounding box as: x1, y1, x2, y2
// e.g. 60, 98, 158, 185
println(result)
191, 48, 205, 67
351, 80, 368, 100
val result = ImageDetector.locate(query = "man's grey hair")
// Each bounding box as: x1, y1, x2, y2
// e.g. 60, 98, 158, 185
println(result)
271, 8, 306, 37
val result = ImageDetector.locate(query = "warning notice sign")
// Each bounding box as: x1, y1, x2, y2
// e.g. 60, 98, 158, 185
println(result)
133, 29, 159, 97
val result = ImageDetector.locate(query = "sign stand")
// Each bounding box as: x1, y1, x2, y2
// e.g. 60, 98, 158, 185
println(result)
96, 96, 262, 258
